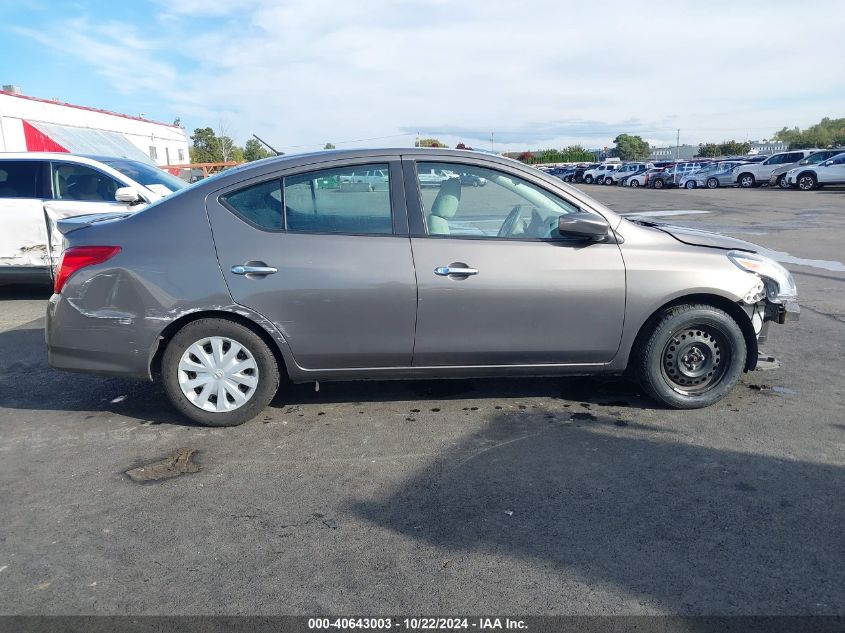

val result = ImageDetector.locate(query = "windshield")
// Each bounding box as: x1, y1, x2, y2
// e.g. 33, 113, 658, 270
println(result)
100, 159, 188, 192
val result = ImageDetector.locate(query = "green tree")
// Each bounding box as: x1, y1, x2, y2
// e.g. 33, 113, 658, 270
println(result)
698, 143, 720, 158
719, 140, 751, 155
775, 117, 845, 149
324, 142, 336, 150
189, 127, 244, 163
613, 134, 651, 161
244, 138, 272, 162
415, 138, 447, 148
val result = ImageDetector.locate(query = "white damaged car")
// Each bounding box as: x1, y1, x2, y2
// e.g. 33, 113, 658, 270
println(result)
0, 153, 187, 284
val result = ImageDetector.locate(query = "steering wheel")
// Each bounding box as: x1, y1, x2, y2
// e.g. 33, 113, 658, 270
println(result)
497, 205, 524, 237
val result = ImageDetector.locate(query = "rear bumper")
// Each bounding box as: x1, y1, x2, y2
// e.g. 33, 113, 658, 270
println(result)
46, 293, 153, 380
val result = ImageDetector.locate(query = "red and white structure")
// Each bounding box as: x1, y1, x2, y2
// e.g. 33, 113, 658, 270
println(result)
0, 86, 189, 167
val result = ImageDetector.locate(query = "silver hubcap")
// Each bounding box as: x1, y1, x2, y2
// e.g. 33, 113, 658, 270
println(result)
799, 176, 814, 190
178, 336, 259, 412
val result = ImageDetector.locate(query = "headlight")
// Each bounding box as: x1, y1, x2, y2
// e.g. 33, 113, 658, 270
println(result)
728, 251, 797, 303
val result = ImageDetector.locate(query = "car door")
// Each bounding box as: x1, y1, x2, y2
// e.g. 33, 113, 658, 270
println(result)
0, 159, 51, 270
405, 158, 626, 366
205, 158, 417, 370
43, 161, 132, 268
818, 154, 845, 184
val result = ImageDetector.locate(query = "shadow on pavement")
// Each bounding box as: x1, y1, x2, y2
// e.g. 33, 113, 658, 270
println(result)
349, 409, 845, 614
0, 320, 655, 426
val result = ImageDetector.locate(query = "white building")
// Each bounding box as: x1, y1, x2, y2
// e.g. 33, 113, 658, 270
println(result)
0, 86, 189, 168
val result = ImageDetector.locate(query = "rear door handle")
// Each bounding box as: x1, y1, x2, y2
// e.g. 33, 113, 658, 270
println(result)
434, 266, 478, 276
231, 265, 278, 276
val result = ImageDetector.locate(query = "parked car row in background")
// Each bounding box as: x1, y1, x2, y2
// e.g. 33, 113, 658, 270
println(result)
539, 148, 845, 191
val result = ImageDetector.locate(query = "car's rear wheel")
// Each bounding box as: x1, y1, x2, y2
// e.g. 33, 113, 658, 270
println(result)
635, 304, 746, 409
685, 180, 696, 189
652, 178, 665, 189
777, 174, 790, 189
706, 177, 719, 189
798, 173, 817, 191
738, 173, 755, 188
162, 318, 280, 426
584, 175, 593, 184
629, 179, 640, 188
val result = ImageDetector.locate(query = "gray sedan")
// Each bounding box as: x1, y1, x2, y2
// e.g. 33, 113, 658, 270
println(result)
46, 149, 799, 426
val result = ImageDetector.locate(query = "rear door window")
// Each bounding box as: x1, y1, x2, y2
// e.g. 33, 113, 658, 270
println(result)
284, 163, 393, 234
0, 161, 44, 199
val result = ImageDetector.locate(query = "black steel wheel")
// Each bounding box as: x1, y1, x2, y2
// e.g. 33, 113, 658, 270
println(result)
635, 304, 746, 408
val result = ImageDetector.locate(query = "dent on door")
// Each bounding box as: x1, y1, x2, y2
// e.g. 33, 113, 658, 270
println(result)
0, 199, 50, 268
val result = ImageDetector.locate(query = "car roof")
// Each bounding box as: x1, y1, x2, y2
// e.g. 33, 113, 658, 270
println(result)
0, 152, 117, 168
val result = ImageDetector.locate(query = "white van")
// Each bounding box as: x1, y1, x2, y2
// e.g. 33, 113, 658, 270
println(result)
0, 153, 186, 284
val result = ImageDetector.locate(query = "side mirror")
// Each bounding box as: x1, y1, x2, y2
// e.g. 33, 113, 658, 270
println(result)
558, 213, 610, 241
115, 186, 144, 204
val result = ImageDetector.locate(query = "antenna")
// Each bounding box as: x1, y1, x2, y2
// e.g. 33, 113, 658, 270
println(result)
252, 134, 283, 156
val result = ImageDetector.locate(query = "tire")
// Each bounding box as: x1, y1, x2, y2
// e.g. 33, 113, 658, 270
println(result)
162, 318, 281, 426
777, 174, 790, 189
738, 173, 755, 188
472, 181, 479, 187
634, 304, 747, 409
798, 173, 817, 191
596, 176, 605, 185
584, 175, 593, 184
629, 179, 640, 188
652, 178, 665, 189
706, 177, 719, 189
685, 180, 696, 189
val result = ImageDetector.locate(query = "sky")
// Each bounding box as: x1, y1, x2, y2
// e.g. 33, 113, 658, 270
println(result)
1, 0, 844, 153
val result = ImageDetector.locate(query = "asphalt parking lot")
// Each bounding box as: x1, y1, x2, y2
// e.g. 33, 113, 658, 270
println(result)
1, 185, 844, 616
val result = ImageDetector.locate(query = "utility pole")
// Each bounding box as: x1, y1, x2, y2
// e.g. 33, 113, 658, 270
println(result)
676, 129, 680, 160
491, 132, 494, 153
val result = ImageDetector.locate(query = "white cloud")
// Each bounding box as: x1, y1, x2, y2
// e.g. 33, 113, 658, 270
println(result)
18, 0, 845, 151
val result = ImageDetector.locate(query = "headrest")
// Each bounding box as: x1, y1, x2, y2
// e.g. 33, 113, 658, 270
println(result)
430, 177, 461, 219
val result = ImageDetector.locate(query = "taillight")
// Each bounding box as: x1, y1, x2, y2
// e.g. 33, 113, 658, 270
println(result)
54, 246, 121, 294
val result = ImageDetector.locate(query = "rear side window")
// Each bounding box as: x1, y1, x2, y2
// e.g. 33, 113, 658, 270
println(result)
283, 163, 392, 235
221, 179, 283, 230
0, 161, 43, 198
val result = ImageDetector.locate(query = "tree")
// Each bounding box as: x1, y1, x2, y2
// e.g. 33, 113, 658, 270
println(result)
189, 127, 221, 163
719, 140, 751, 156
613, 134, 651, 161
775, 117, 845, 149
324, 142, 336, 150
698, 143, 720, 158
516, 151, 535, 163
244, 138, 272, 162
415, 138, 447, 148
189, 126, 244, 163
455, 142, 473, 150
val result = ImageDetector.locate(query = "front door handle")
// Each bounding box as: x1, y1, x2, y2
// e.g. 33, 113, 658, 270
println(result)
434, 264, 478, 277
231, 264, 278, 276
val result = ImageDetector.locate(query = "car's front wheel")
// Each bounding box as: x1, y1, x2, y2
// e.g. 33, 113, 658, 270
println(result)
634, 304, 746, 409
584, 175, 593, 184
685, 180, 696, 189
162, 318, 281, 426
798, 173, 817, 191
629, 179, 640, 188
706, 177, 719, 189
738, 173, 755, 188
652, 178, 665, 189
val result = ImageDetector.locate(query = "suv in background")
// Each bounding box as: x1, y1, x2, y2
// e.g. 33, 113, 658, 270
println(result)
732, 150, 815, 188
649, 162, 710, 189
605, 163, 652, 185
0, 153, 185, 284
769, 149, 843, 188
583, 163, 619, 184
573, 163, 599, 183
785, 152, 845, 190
